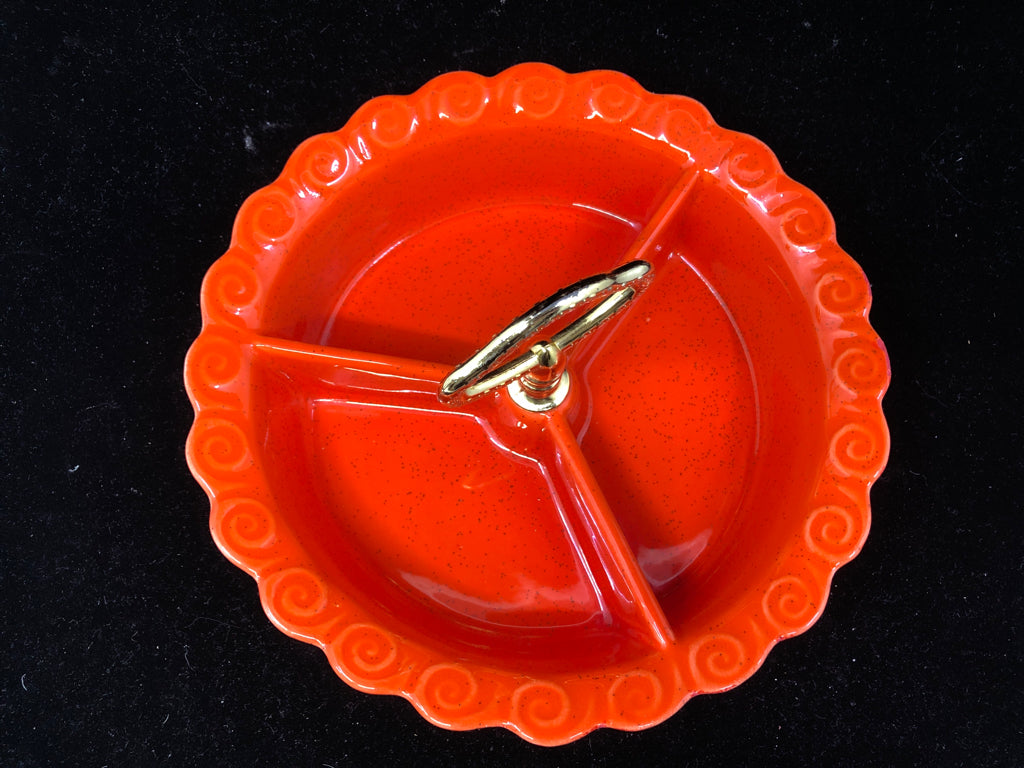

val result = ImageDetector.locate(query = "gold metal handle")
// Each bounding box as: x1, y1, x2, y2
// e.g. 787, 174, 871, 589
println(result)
440, 260, 651, 410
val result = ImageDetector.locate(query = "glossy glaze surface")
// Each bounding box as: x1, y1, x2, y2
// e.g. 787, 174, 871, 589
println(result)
185, 64, 890, 745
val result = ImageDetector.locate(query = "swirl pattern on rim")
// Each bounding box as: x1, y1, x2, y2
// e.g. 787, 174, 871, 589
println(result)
291, 133, 355, 195
761, 563, 822, 634
188, 415, 253, 479
215, 497, 278, 560
607, 669, 666, 725
688, 633, 756, 691
331, 623, 403, 685
511, 681, 573, 737
184, 63, 889, 745
804, 502, 866, 559
414, 664, 483, 720
261, 567, 334, 629
434, 74, 489, 125
199, 251, 262, 328
235, 186, 299, 248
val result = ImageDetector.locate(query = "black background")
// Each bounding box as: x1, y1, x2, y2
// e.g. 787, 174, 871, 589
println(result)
2, 2, 1021, 765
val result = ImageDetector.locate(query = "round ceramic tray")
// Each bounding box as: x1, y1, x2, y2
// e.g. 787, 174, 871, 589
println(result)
185, 63, 889, 745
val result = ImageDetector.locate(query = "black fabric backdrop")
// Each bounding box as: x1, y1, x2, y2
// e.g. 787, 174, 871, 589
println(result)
2, 2, 1020, 765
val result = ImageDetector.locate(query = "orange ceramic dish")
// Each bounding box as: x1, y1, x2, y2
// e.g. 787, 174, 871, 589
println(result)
184, 64, 889, 745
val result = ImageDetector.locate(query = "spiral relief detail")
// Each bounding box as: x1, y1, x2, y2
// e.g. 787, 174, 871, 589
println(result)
216, 498, 276, 558
201, 254, 259, 326
689, 634, 750, 691
588, 82, 641, 122
266, 568, 331, 627
192, 417, 252, 476
777, 201, 832, 250
607, 670, 664, 723
436, 77, 488, 124
186, 332, 243, 404
829, 422, 885, 479
239, 188, 297, 245
417, 664, 480, 716
335, 623, 400, 681
835, 343, 889, 394
816, 266, 868, 317
659, 106, 704, 155
762, 574, 818, 631
294, 134, 354, 194
805, 504, 863, 558
366, 98, 417, 148
511, 75, 566, 119
723, 138, 778, 190
512, 681, 571, 734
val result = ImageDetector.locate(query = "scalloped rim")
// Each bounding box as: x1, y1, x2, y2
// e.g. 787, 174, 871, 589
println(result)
184, 63, 890, 745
